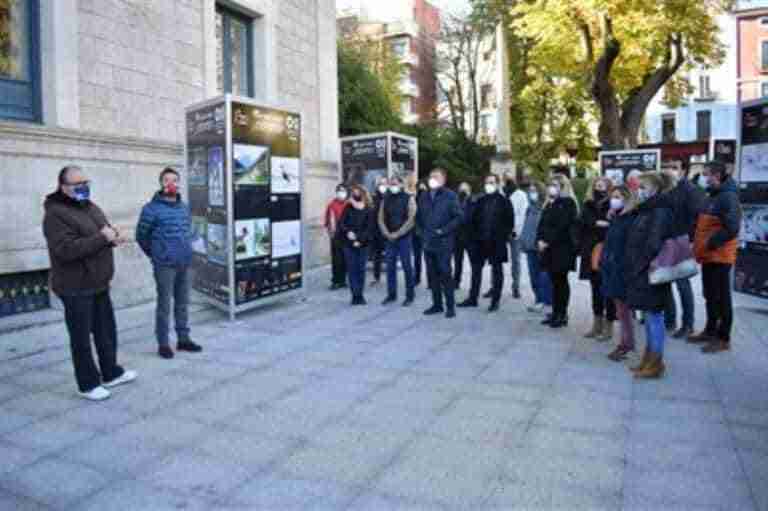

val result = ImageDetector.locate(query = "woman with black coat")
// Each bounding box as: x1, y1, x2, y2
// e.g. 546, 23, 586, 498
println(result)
338, 185, 376, 305
536, 174, 579, 328
579, 177, 616, 341
624, 172, 676, 379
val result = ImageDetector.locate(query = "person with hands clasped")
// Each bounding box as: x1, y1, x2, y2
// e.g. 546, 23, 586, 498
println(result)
338, 185, 376, 306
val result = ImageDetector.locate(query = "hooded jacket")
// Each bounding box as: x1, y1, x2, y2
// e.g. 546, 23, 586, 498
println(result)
135, 192, 195, 267
42, 191, 115, 296
694, 177, 741, 265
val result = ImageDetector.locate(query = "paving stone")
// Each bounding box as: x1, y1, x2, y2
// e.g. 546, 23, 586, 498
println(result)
524, 426, 626, 460
485, 480, 622, 511
226, 474, 358, 510
629, 416, 734, 447
0, 441, 48, 476
191, 429, 296, 472
626, 440, 743, 480
0, 490, 49, 511
112, 416, 209, 447
633, 398, 727, 423
3, 415, 103, 452
350, 492, 450, 510
77, 480, 216, 511
4, 389, 85, 419
738, 449, 768, 511
0, 410, 40, 436
731, 424, 768, 453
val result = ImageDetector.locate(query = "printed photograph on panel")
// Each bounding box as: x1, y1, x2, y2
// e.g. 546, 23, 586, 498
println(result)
271, 157, 301, 194
208, 146, 225, 206
188, 146, 208, 187
235, 218, 271, 260
206, 223, 228, 265
233, 144, 270, 186
191, 216, 208, 255
741, 205, 768, 245
271, 220, 301, 258
741, 143, 768, 183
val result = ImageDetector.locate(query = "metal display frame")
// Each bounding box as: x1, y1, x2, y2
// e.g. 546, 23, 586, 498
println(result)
339, 131, 419, 188
185, 95, 305, 320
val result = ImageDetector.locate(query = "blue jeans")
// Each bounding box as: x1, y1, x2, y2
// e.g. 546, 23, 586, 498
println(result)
509, 238, 521, 292
154, 265, 191, 346
344, 246, 368, 299
665, 278, 695, 329
525, 251, 552, 306
644, 311, 666, 355
386, 235, 415, 299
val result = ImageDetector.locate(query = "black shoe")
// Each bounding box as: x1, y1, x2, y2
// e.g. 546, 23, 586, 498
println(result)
488, 302, 500, 313
177, 340, 202, 353
673, 326, 693, 339
382, 296, 397, 305
330, 283, 341, 291
458, 299, 478, 308
541, 314, 554, 325
424, 306, 444, 316
402, 297, 414, 307
158, 345, 174, 359
513, 289, 521, 299
359, 297, 367, 305
483, 290, 493, 299
550, 316, 568, 329
446, 309, 456, 319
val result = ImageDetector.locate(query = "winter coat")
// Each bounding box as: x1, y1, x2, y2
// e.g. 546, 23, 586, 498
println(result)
537, 197, 578, 274
599, 211, 636, 301
624, 193, 674, 312
42, 192, 115, 297
136, 193, 195, 268
416, 188, 464, 253
666, 178, 708, 240
578, 197, 611, 280
694, 177, 742, 265
379, 192, 417, 241
519, 201, 543, 253
469, 192, 514, 264
338, 206, 375, 249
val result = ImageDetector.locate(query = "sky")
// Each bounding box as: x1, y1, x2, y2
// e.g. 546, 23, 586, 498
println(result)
336, 0, 471, 17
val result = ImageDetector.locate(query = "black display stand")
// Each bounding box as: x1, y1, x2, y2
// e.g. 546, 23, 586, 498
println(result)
185, 95, 304, 319
598, 148, 661, 185
340, 132, 419, 193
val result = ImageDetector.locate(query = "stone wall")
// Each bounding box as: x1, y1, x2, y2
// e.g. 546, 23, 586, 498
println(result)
0, 0, 339, 309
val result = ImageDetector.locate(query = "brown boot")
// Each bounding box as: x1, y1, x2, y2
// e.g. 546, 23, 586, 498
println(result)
635, 353, 665, 379
702, 340, 730, 354
607, 345, 632, 362
630, 349, 651, 373
598, 321, 614, 342
584, 316, 604, 339
687, 330, 716, 344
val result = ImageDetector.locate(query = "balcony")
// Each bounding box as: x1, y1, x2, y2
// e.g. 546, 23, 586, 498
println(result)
400, 80, 419, 97
694, 91, 720, 102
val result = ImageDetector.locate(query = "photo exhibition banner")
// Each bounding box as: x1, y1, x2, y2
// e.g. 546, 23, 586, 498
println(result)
599, 149, 661, 186
341, 132, 419, 194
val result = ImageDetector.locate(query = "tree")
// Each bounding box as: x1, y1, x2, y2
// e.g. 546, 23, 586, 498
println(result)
0, 0, 17, 77
337, 38, 402, 137
511, 0, 733, 149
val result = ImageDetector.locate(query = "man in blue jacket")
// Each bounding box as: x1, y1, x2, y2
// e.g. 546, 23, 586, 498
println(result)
136, 168, 202, 359
417, 168, 464, 318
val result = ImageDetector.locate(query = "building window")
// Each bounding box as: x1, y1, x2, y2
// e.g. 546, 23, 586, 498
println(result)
696, 110, 711, 141
215, 5, 254, 97
763, 40, 768, 72
391, 39, 408, 57
762, 81, 768, 98
479, 113, 492, 132
699, 75, 712, 99
480, 84, 493, 109
0, 0, 40, 122
662, 114, 676, 143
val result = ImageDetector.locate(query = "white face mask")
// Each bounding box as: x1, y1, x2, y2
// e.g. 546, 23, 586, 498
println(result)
389, 186, 401, 194
337, 191, 348, 200
698, 175, 710, 189
378, 185, 388, 194
547, 186, 559, 198
428, 178, 441, 190
638, 187, 655, 203
485, 184, 497, 195
610, 198, 624, 211
529, 192, 539, 203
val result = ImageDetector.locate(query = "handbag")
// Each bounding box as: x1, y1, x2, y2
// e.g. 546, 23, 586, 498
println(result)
591, 242, 604, 272
649, 235, 699, 285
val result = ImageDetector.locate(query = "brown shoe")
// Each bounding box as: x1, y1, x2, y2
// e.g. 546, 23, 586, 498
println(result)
584, 316, 604, 339
702, 340, 730, 354
630, 349, 651, 373
687, 331, 716, 344
607, 346, 632, 362
635, 353, 665, 379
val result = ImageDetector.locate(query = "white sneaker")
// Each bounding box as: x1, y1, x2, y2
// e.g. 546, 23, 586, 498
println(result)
527, 303, 545, 313
78, 386, 111, 401
103, 370, 137, 389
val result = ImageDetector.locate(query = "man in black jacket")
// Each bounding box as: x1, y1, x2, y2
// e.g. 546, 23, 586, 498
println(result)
662, 165, 708, 338
43, 166, 137, 401
379, 177, 418, 306
458, 175, 514, 312
417, 169, 464, 318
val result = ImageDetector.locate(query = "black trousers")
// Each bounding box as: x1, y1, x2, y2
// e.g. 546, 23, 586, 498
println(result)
413, 235, 424, 284
550, 271, 571, 319
590, 274, 616, 321
330, 238, 347, 286
702, 263, 733, 342
469, 259, 504, 303
453, 238, 469, 286
370, 238, 385, 281
425, 250, 455, 311
60, 291, 125, 392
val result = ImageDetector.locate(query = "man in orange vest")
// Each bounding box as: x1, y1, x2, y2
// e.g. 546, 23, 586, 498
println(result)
690, 161, 742, 354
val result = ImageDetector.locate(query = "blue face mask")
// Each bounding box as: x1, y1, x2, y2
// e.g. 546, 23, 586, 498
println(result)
72, 184, 91, 202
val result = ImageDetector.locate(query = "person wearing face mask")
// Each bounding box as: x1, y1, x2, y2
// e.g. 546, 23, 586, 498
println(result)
503, 173, 529, 299
536, 174, 579, 328
661, 164, 707, 339
458, 175, 515, 312
626, 170, 643, 193
136, 167, 202, 359
338, 186, 376, 305
369, 177, 389, 286
325, 184, 350, 290
43, 166, 137, 401
520, 182, 553, 314
379, 177, 418, 306
600, 186, 638, 362
624, 172, 676, 379
412, 180, 429, 288
453, 182, 474, 289
578, 177, 616, 341
691, 160, 742, 354
416, 169, 464, 318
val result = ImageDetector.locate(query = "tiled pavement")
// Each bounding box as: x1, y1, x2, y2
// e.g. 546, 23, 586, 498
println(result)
1, 266, 768, 510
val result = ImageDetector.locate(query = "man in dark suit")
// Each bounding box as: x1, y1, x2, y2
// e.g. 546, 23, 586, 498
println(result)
458, 174, 515, 312
416, 168, 464, 318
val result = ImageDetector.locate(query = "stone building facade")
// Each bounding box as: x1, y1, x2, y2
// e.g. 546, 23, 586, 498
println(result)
0, 0, 339, 311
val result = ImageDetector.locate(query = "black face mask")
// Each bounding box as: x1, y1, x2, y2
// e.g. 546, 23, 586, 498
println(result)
352, 194, 362, 201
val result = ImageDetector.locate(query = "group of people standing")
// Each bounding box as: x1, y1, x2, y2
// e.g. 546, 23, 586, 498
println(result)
326, 160, 742, 380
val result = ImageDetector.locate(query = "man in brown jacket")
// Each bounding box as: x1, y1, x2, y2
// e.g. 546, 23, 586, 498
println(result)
43, 166, 136, 401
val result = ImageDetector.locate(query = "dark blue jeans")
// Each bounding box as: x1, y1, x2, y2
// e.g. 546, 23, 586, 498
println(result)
525, 251, 552, 306
344, 246, 369, 299
664, 277, 695, 329
413, 235, 424, 284
645, 311, 666, 355
386, 235, 415, 299
154, 265, 191, 346
425, 250, 455, 310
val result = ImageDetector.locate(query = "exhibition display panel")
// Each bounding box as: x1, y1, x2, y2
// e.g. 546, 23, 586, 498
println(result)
340, 132, 419, 193
598, 148, 661, 186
